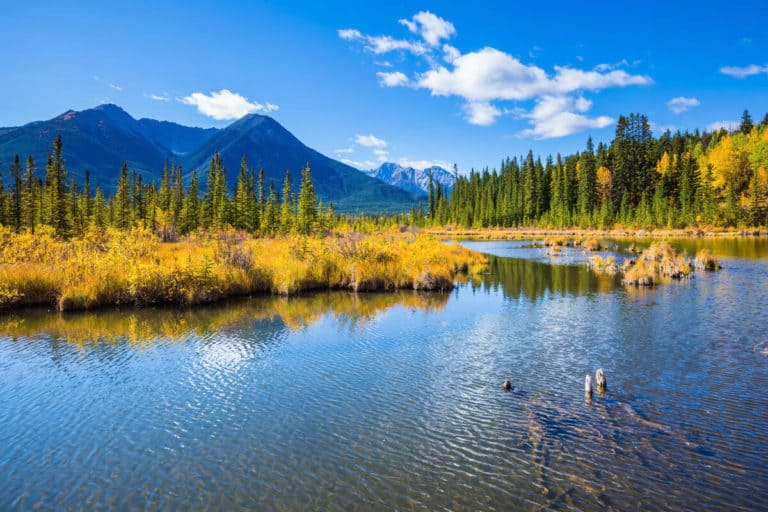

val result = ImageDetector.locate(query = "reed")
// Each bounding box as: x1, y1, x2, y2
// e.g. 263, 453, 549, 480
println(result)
0, 226, 486, 311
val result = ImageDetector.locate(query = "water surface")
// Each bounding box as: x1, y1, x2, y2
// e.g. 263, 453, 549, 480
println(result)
1, 239, 767, 510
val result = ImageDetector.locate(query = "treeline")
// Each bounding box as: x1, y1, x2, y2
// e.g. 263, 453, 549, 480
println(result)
0, 136, 333, 238
430, 110, 768, 229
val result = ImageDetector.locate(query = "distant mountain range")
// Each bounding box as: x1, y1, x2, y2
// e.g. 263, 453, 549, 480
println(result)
364, 162, 456, 195
0, 104, 423, 213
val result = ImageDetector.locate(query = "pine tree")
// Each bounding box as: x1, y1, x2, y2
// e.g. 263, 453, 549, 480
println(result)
10, 155, 23, 231
180, 169, 200, 233
297, 163, 317, 235
43, 136, 70, 236
22, 156, 37, 232
114, 163, 131, 229
740, 109, 754, 134
279, 170, 293, 234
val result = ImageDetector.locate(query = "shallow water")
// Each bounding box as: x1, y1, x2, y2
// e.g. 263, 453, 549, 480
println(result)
1, 239, 767, 510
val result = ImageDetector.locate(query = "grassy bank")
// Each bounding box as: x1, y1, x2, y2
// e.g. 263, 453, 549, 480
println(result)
427, 226, 768, 241
0, 226, 486, 311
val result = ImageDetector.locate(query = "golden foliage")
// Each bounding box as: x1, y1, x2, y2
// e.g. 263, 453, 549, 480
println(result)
596, 166, 612, 198
0, 227, 486, 311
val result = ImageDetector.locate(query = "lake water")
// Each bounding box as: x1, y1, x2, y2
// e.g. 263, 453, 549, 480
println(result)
1, 239, 767, 511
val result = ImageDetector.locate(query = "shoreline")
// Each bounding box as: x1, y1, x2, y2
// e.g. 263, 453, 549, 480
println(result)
427, 227, 768, 240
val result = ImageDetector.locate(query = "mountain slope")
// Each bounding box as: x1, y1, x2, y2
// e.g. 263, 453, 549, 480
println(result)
0, 104, 172, 189
365, 163, 456, 195
0, 105, 423, 213
137, 118, 218, 155
182, 114, 422, 213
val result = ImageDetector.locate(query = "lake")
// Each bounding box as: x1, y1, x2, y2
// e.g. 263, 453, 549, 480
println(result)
1, 238, 767, 510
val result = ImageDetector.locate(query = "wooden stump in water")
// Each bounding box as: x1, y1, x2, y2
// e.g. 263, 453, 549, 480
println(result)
595, 368, 606, 394
502, 380, 512, 391
584, 374, 593, 403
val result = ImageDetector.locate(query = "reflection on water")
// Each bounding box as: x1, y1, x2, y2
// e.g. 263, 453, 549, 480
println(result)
0, 291, 449, 343
1, 239, 767, 511
471, 254, 619, 301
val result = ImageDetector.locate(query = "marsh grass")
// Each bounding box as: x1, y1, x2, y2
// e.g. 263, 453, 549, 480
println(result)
0, 226, 486, 311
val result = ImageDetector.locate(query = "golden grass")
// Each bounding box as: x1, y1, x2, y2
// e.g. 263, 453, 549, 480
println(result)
619, 242, 693, 286
694, 249, 721, 271
0, 225, 486, 311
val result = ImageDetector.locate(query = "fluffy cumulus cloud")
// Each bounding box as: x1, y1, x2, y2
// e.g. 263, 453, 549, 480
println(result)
180, 89, 278, 120
464, 101, 502, 126
339, 12, 652, 137
667, 96, 700, 114
398, 11, 455, 47
354, 134, 388, 148
377, 71, 409, 87
719, 64, 768, 78
520, 96, 613, 139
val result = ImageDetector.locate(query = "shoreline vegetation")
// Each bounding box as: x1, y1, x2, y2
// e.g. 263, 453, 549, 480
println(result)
0, 226, 486, 312
588, 242, 721, 287
428, 226, 768, 240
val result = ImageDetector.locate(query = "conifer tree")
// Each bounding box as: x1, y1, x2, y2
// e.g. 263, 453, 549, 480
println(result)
279, 170, 293, 234
297, 163, 317, 235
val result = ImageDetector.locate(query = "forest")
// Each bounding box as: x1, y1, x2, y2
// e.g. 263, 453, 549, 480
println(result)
0, 110, 767, 238
428, 111, 768, 230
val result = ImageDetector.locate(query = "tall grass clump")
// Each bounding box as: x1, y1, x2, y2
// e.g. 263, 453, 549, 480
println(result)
0, 226, 486, 311
620, 242, 693, 286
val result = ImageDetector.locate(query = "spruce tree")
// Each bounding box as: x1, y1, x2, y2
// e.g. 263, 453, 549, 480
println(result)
297, 163, 317, 235
740, 109, 754, 134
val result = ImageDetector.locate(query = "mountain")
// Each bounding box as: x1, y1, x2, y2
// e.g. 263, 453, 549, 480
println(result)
137, 118, 218, 155
181, 114, 422, 213
0, 105, 422, 213
0, 104, 172, 189
365, 163, 456, 195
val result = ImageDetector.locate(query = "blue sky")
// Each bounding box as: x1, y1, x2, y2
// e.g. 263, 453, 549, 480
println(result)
2, 0, 766, 173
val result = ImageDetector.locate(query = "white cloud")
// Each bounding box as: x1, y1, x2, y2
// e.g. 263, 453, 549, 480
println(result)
339, 12, 651, 134
342, 158, 378, 170
180, 89, 278, 120
338, 28, 426, 55
398, 158, 450, 170
416, 48, 651, 102
520, 95, 613, 139
442, 44, 460, 63
377, 71, 409, 87
338, 29, 362, 40
355, 134, 388, 148
667, 96, 700, 114
706, 120, 738, 132
109, 83, 123, 91
150, 93, 169, 102
334, 147, 354, 154
398, 11, 456, 47
375, 60, 393, 67
593, 59, 629, 72
464, 101, 501, 126
719, 64, 768, 78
